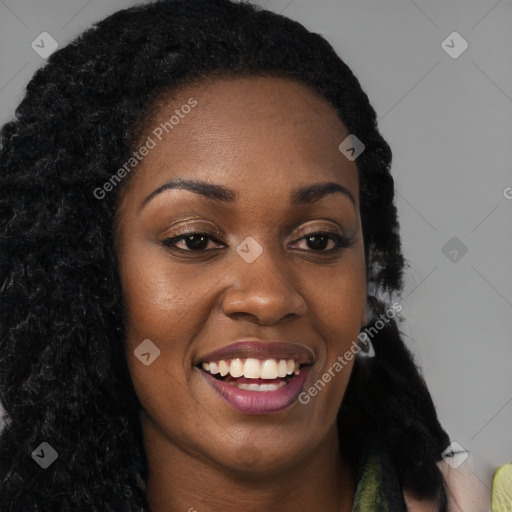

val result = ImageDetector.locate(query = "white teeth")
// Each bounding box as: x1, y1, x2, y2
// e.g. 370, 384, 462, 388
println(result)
219, 360, 229, 377
229, 358, 244, 378
277, 359, 288, 378
243, 358, 261, 378
202, 357, 301, 379
260, 359, 278, 379
234, 381, 287, 391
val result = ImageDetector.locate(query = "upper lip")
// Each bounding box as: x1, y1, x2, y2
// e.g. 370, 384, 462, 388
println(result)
196, 339, 315, 366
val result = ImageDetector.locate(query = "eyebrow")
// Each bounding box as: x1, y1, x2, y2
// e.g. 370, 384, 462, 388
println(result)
139, 177, 356, 212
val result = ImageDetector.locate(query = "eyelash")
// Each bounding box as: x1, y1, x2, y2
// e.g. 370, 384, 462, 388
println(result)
161, 230, 353, 254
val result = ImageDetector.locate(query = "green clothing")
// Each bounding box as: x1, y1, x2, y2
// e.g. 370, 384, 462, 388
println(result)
352, 447, 406, 512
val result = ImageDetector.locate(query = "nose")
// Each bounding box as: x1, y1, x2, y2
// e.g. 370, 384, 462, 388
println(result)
221, 246, 307, 325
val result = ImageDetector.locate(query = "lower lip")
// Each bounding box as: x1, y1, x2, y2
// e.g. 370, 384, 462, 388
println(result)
200, 367, 310, 415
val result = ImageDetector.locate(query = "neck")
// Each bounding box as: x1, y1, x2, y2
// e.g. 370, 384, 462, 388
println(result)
142, 415, 355, 512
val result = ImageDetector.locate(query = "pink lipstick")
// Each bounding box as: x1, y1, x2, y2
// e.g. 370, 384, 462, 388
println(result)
196, 340, 314, 415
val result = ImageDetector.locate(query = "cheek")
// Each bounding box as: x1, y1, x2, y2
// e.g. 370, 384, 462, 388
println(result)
119, 241, 214, 341
308, 248, 367, 336
117, 244, 204, 404
300, 250, 366, 419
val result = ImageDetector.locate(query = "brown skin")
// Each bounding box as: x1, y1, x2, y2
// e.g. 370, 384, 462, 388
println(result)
115, 76, 367, 512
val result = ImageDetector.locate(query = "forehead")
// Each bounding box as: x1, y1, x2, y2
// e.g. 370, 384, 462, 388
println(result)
121, 75, 358, 206
149, 75, 348, 156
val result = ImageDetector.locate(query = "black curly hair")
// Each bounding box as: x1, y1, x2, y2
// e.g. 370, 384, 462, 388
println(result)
0, 0, 451, 510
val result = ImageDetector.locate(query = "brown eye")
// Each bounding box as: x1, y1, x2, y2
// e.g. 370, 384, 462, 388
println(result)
290, 231, 353, 252
161, 230, 353, 254
162, 232, 224, 252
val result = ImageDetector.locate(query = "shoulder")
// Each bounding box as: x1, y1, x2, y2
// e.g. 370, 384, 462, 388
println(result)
404, 460, 492, 512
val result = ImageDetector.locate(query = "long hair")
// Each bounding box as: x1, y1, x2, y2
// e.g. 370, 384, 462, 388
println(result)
0, 0, 449, 509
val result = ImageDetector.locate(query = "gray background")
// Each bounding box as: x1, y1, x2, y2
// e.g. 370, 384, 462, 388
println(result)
1, 0, 511, 488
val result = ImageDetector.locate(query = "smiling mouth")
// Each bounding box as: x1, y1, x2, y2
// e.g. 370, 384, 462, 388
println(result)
195, 340, 313, 414
198, 357, 306, 392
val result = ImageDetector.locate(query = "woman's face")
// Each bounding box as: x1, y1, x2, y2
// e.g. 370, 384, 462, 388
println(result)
116, 76, 367, 474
